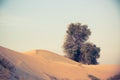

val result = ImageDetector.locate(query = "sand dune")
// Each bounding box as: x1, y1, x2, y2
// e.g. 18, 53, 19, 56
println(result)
0, 46, 120, 80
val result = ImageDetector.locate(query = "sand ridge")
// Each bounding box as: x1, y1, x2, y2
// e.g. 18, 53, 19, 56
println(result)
0, 46, 120, 80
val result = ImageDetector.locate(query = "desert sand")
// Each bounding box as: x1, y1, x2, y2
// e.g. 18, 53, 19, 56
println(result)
0, 46, 120, 80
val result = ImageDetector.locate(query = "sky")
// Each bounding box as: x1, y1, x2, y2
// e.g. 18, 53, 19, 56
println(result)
0, 0, 120, 64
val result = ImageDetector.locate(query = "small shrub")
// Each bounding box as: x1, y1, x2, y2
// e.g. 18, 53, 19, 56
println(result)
88, 74, 100, 80
107, 73, 120, 80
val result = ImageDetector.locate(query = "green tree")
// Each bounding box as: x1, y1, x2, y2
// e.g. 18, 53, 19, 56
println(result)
63, 23, 100, 65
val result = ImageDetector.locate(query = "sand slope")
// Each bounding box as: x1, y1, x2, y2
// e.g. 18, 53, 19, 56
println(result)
0, 46, 120, 80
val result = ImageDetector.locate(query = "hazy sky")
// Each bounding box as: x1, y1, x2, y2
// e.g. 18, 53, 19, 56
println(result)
0, 0, 120, 64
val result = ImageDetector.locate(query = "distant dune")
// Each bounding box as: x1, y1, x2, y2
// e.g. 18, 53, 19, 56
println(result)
0, 46, 120, 80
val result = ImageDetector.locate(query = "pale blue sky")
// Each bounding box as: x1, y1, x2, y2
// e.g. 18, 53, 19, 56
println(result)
0, 0, 120, 64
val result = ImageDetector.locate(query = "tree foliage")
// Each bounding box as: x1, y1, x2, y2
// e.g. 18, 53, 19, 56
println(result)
63, 23, 100, 65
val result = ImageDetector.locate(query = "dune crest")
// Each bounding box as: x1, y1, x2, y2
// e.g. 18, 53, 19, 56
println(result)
24, 49, 79, 65
0, 46, 120, 80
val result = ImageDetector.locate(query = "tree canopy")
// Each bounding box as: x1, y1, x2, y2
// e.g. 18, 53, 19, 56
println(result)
63, 23, 100, 65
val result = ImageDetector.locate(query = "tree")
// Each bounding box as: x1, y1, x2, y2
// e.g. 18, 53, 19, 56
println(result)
63, 23, 100, 65
80, 43, 100, 64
